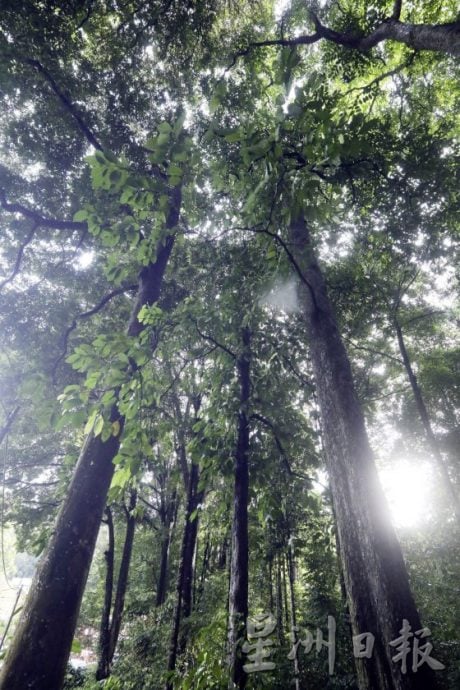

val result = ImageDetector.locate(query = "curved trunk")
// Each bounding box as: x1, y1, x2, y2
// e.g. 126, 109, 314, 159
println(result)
290, 215, 437, 690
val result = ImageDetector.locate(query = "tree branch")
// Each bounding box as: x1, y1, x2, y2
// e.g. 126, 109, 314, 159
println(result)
52, 284, 137, 380
0, 222, 38, 291
343, 336, 403, 366
236, 224, 320, 312
24, 58, 103, 150
0, 190, 87, 231
0, 407, 20, 447
238, 13, 460, 59
251, 412, 290, 465
342, 53, 415, 96
190, 318, 236, 360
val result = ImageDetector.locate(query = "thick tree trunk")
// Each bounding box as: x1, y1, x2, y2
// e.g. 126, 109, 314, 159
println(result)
227, 327, 251, 690
0, 190, 180, 690
96, 507, 115, 680
394, 317, 459, 515
290, 215, 436, 690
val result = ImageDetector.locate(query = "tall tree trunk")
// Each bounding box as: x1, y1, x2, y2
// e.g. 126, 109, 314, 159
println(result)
268, 555, 274, 614
0, 190, 180, 690
282, 554, 290, 631
96, 507, 115, 680
394, 317, 459, 515
227, 326, 251, 690
287, 542, 300, 690
289, 215, 436, 690
108, 491, 137, 665
275, 554, 284, 644
195, 533, 210, 607
217, 533, 228, 570
165, 462, 203, 688
156, 489, 177, 608
180, 465, 203, 623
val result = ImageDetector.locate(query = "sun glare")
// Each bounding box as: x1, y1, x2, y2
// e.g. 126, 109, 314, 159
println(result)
75, 250, 95, 270
378, 459, 433, 528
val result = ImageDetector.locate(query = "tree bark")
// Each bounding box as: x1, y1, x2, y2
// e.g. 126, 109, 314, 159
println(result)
251, 15, 460, 57
290, 215, 437, 690
227, 326, 251, 690
275, 554, 284, 644
314, 16, 460, 57
287, 543, 300, 690
165, 461, 204, 689
96, 507, 115, 680
107, 491, 137, 665
394, 317, 459, 515
180, 465, 203, 623
156, 489, 177, 608
0, 188, 181, 690
195, 533, 210, 607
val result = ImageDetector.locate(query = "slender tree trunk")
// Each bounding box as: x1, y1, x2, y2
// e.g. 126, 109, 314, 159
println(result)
156, 532, 171, 607
218, 534, 228, 570
165, 462, 203, 688
108, 491, 137, 664
394, 317, 459, 514
0, 190, 180, 690
180, 466, 203, 622
287, 542, 299, 690
156, 489, 177, 608
0, 406, 19, 448
195, 533, 210, 607
227, 327, 251, 690
275, 554, 284, 644
0, 585, 22, 653
268, 555, 274, 613
96, 507, 115, 680
289, 215, 436, 690
282, 554, 290, 631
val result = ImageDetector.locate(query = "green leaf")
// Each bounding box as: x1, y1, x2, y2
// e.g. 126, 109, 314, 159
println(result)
224, 129, 242, 143
84, 409, 98, 435
158, 121, 172, 134
94, 414, 104, 437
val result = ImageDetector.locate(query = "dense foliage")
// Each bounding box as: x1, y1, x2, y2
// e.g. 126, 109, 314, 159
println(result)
0, 1, 458, 689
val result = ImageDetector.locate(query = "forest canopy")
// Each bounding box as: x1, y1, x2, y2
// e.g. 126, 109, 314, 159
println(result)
0, 1, 458, 689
